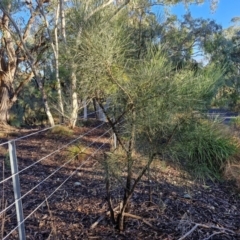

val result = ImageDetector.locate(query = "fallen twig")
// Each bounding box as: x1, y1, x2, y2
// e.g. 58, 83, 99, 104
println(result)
90, 205, 120, 229
178, 222, 236, 240
90, 205, 158, 232
178, 224, 199, 240
203, 231, 224, 240
123, 212, 158, 230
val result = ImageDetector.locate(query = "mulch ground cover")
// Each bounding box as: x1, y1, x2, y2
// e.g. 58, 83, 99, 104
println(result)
0, 121, 240, 240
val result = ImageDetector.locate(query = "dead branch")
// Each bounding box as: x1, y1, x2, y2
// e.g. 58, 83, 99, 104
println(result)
203, 231, 225, 240
178, 222, 236, 240
90, 205, 120, 229
178, 224, 198, 240
123, 212, 159, 231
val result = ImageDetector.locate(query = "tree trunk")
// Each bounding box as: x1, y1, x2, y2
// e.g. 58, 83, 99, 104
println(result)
83, 98, 88, 121
0, 5, 17, 125
39, 1, 64, 123
41, 88, 55, 127
36, 76, 55, 127
0, 80, 11, 123
70, 70, 78, 128
117, 108, 136, 231
60, 0, 66, 43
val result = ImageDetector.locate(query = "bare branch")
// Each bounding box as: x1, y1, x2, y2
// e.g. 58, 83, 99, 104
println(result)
178, 222, 236, 240
0, 3, 34, 63
90, 205, 120, 229
12, 72, 34, 102
85, 0, 115, 21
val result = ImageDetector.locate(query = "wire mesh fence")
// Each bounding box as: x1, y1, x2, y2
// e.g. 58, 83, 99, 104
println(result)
0, 121, 112, 239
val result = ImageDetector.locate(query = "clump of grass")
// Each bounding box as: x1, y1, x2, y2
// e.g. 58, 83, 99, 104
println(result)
174, 120, 239, 181
50, 125, 73, 137
66, 143, 91, 162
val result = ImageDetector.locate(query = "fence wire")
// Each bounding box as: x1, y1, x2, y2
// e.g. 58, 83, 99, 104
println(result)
0, 127, 111, 218
2, 135, 112, 240
0, 105, 112, 147
0, 122, 105, 186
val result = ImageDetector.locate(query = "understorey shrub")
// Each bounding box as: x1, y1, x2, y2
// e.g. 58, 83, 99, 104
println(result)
173, 120, 238, 180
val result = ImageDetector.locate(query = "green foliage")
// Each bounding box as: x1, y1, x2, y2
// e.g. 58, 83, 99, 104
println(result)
173, 120, 238, 180
74, 19, 132, 99
8, 114, 21, 128
66, 145, 82, 160
11, 82, 47, 126
132, 48, 223, 156
203, 21, 240, 110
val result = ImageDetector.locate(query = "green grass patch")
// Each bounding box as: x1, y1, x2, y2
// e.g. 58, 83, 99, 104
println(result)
174, 120, 239, 181
50, 125, 73, 137
65, 143, 91, 162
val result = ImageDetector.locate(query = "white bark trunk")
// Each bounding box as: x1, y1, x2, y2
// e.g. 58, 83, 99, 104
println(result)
60, 0, 66, 43
40, 2, 64, 119
54, 3, 65, 119
70, 71, 78, 128
96, 101, 107, 122
37, 77, 55, 127
83, 98, 88, 121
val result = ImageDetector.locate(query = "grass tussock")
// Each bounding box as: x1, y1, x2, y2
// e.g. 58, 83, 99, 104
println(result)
174, 120, 239, 181
50, 125, 73, 137
65, 144, 92, 162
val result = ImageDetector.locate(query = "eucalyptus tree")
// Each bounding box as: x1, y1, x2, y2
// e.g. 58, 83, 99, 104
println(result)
203, 18, 240, 109
37, 0, 65, 121
0, 0, 55, 126
154, 12, 222, 69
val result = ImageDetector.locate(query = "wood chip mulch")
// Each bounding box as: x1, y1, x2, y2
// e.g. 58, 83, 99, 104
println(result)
0, 122, 240, 240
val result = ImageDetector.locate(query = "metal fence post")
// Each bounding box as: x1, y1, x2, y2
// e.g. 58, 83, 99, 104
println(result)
8, 140, 26, 240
